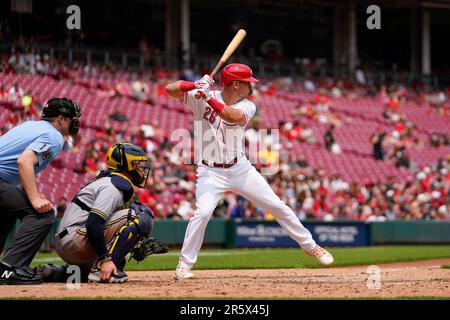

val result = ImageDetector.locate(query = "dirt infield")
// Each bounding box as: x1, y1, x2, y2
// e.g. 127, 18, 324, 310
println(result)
1, 259, 449, 299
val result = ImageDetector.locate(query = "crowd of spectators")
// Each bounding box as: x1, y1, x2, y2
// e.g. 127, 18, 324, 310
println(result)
69, 120, 447, 222
1, 45, 449, 222
0, 82, 39, 133
263, 154, 450, 221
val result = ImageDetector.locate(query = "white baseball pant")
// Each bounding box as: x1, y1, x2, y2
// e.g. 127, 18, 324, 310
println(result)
178, 158, 317, 268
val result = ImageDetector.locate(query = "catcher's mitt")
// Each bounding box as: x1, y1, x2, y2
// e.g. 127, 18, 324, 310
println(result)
129, 237, 169, 262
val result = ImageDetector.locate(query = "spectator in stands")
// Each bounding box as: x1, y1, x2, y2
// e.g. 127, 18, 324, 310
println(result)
231, 195, 248, 218
324, 124, 335, 151
5, 111, 22, 131
371, 129, 386, 160
8, 81, 23, 102
81, 150, 100, 177
35, 55, 46, 75
246, 202, 265, 219
429, 132, 441, 148
426, 89, 447, 116
393, 146, 410, 169
355, 66, 366, 86
8, 52, 25, 73
297, 154, 309, 168
166, 202, 182, 220
0, 85, 6, 99
131, 79, 149, 101
21, 90, 36, 118
442, 134, 450, 146
177, 192, 195, 220
213, 197, 230, 218
108, 106, 129, 123
304, 78, 315, 91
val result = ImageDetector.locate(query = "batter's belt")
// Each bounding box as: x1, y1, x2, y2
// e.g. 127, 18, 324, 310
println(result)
202, 157, 238, 168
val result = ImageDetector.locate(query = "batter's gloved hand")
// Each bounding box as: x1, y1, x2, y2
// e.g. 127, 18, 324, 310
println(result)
129, 237, 169, 262
196, 87, 213, 101
194, 74, 215, 89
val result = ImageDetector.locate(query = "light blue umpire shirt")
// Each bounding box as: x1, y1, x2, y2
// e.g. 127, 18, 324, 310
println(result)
0, 120, 64, 186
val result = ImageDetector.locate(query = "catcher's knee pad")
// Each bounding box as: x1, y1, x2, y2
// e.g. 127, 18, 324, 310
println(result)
129, 201, 154, 237
107, 203, 155, 265
135, 207, 154, 238
107, 220, 143, 265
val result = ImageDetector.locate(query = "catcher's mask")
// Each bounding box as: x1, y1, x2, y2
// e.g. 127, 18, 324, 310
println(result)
41, 98, 82, 136
106, 143, 151, 188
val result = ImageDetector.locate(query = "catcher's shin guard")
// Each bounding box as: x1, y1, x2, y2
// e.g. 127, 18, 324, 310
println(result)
107, 208, 154, 265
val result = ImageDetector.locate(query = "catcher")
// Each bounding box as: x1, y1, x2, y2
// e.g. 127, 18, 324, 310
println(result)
36, 143, 169, 283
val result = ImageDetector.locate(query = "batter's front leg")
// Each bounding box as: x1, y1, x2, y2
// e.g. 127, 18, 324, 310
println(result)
178, 168, 229, 269
231, 162, 317, 252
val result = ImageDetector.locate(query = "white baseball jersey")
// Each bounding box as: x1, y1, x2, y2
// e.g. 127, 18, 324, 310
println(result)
183, 90, 256, 164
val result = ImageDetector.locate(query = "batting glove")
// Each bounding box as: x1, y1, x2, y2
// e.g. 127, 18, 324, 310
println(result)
197, 86, 212, 101
194, 75, 215, 89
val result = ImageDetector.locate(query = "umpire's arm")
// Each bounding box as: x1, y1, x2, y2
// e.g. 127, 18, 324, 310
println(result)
17, 149, 53, 213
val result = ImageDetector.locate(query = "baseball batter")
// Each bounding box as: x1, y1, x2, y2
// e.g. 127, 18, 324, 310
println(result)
166, 63, 334, 280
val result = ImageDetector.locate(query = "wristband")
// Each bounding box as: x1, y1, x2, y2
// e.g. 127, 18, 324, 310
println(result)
207, 98, 225, 113
180, 81, 196, 92
98, 252, 111, 260
96, 254, 112, 269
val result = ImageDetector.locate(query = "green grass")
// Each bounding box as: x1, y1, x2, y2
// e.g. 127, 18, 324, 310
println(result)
31, 245, 450, 271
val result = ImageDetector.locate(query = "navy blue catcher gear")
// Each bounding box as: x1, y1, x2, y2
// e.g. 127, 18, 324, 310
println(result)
129, 201, 154, 237
105, 202, 155, 266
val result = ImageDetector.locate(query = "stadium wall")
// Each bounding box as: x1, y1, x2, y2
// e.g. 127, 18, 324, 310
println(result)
4, 219, 450, 253
370, 221, 450, 244
148, 219, 450, 247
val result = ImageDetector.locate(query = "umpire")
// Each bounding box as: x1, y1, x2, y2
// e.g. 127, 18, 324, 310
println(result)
0, 98, 81, 285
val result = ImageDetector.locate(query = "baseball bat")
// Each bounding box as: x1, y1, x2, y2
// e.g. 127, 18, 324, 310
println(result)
195, 29, 247, 99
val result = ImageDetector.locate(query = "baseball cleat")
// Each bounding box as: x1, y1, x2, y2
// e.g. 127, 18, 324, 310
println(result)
88, 269, 128, 283
0, 263, 42, 285
34, 264, 69, 283
173, 266, 194, 280
305, 245, 334, 266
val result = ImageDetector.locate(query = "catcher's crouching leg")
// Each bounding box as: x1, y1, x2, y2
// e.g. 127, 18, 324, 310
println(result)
34, 264, 70, 283
107, 206, 154, 266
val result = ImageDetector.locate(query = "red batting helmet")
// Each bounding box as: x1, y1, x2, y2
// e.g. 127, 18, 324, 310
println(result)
220, 63, 259, 86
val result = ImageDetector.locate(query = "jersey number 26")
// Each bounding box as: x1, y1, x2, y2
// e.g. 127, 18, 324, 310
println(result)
203, 107, 217, 124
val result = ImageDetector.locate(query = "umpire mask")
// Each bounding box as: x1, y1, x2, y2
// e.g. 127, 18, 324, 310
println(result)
42, 98, 82, 136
